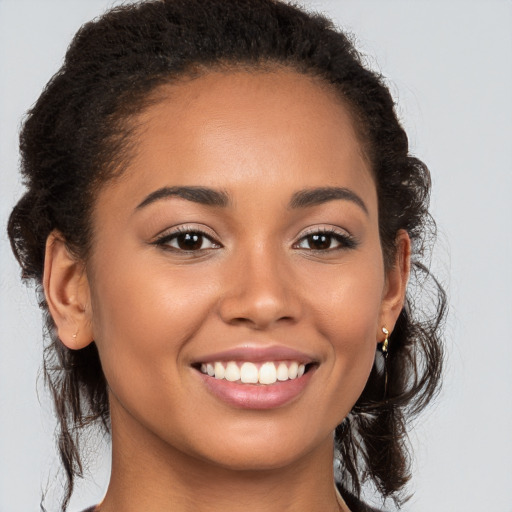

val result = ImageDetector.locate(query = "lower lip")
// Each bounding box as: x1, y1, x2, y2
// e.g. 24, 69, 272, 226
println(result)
197, 367, 315, 410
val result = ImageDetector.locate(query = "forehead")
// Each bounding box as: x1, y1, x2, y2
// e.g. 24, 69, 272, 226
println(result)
100, 69, 375, 211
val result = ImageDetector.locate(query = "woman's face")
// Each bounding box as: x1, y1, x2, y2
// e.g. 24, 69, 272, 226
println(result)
83, 70, 402, 470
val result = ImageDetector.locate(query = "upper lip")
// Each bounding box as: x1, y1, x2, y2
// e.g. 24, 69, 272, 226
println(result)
192, 345, 317, 365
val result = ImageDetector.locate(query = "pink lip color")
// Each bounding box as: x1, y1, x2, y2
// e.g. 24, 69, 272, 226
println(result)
192, 345, 318, 409
194, 345, 315, 365
197, 366, 316, 410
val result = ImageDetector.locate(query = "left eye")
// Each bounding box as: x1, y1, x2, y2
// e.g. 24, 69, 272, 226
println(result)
157, 231, 220, 251
295, 232, 351, 251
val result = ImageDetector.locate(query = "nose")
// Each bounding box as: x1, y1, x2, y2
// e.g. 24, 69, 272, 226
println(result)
218, 245, 302, 330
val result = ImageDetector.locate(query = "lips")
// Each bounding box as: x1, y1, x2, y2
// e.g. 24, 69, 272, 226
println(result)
192, 346, 317, 409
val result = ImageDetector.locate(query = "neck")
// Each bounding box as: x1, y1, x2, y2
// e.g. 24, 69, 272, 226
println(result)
98, 401, 344, 512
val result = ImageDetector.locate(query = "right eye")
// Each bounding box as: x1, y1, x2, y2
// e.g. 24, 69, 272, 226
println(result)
154, 228, 221, 252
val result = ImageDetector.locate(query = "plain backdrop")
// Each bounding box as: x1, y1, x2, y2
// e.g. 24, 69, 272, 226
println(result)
1, 1, 511, 511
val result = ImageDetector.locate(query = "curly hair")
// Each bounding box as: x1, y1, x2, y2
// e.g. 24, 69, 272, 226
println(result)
7, 0, 446, 510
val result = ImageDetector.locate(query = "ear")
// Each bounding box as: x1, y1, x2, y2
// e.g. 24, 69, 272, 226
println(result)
379, 229, 411, 337
43, 231, 93, 349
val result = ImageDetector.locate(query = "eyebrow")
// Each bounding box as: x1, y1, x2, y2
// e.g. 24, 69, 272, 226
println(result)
136, 185, 367, 215
289, 187, 368, 214
136, 186, 230, 210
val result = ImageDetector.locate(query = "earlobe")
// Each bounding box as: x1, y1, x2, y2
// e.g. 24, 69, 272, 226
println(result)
43, 231, 93, 350
379, 229, 411, 333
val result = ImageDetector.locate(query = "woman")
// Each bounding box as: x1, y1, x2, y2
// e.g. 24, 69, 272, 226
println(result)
7, 0, 445, 511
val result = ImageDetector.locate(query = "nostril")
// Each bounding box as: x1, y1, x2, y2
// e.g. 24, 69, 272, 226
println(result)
217, 279, 302, 329
227, 315, 296, 329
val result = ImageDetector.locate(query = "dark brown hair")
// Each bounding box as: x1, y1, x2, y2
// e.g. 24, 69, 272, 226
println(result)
8, 0, 445, 510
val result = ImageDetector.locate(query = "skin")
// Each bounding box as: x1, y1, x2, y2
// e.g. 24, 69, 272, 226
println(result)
44, 70, 410, 512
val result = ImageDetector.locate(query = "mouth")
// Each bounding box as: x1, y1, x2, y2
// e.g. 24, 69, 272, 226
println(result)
196, 360, 316, 385
192, 350, 318, 410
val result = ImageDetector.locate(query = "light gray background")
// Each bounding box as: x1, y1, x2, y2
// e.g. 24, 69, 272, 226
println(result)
1, 1, 511, 511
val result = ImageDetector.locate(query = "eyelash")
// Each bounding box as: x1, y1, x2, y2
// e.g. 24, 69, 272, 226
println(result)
152, 226, 357, 253
153, 226, 222, 253
293, 228, 357, 252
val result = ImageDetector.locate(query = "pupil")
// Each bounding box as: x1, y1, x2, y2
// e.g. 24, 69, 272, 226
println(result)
178, 233, 202, 250
310, 234, 330, 250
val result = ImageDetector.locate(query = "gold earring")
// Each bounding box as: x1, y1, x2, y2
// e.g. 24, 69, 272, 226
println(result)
381, 327, 390, 399
381, 327, 389, 355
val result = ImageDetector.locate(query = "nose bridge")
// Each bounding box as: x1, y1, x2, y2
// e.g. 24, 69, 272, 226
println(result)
218, 240, 299, 328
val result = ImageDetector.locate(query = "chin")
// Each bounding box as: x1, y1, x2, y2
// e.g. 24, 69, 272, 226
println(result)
189, 425, 333, 473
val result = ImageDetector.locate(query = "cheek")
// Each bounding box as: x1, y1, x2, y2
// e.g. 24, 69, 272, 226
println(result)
86, 256, 214, 394
305, 256, 384, 411
309, 254, 385, 343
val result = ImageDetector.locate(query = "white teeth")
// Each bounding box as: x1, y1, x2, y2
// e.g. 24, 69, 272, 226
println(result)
259, 362, 277, 384
214, 362, 225, 379
224, 361, 240, 381
200, 360, 309, 385
276, 362, 289, 381
240, 362, 259, 384
288, 361, 298, 379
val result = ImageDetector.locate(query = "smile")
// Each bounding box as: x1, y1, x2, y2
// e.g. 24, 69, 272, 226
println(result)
193, 346, 317, 409
199, 360, 306, 385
